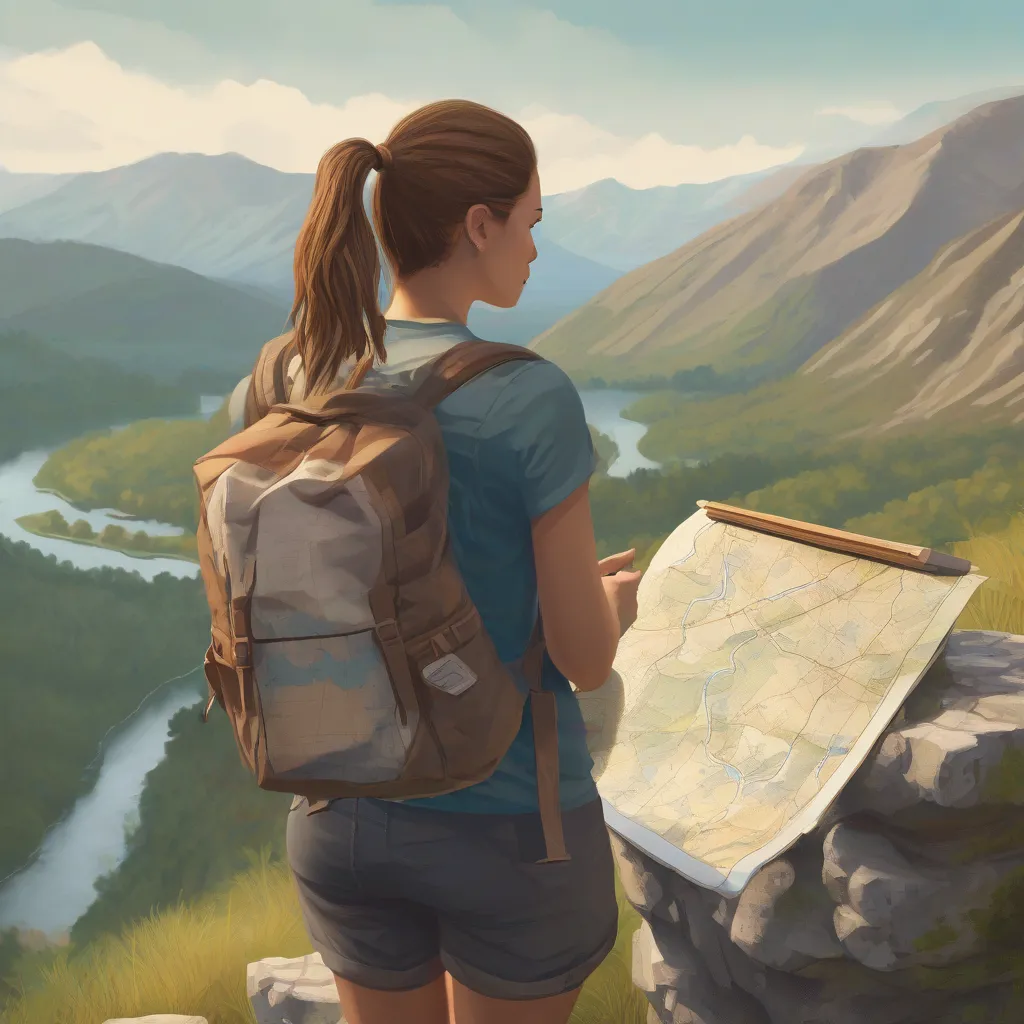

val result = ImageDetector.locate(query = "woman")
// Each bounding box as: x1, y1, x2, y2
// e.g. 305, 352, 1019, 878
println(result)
232, 98, 643, 1024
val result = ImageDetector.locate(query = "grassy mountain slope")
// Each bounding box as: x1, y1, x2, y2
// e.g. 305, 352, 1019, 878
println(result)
630, 204, 1024, 463
532, 94, 1024, 384
0, 239, 288, 387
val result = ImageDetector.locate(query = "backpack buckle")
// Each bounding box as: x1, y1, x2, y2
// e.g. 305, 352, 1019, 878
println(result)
233, 639, 252, 667
374, 619, 401, 644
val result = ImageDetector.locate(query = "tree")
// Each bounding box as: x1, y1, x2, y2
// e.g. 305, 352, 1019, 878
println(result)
68, 519, 95, 540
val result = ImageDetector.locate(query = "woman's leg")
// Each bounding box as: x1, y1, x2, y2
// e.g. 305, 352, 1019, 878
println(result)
332, 971, 581, 1024
400, 798, 618, 1021
332, 972, 450, 1024
449, 974, 582, 1024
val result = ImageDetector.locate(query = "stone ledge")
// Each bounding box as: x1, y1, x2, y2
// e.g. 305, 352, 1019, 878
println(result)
615, 631, 1024, 1024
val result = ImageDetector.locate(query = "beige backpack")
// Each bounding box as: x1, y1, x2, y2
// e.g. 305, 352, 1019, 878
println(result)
194, 336, 569, 863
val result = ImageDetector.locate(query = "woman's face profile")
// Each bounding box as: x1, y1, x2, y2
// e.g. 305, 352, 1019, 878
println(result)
465, 169, 542, 309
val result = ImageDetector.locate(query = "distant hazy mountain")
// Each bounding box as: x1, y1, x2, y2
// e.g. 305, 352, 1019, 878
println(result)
537, 166, 804, 271
532, 94, 1024, 384
0, 238, 288, 386
798, 85, 1024, 164
0, 168, 72, 215
0, 152, 627, 343
868, 84, 1024, 147
0, 153, 312, 295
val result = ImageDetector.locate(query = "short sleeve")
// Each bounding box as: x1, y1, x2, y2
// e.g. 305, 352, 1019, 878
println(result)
480, 359, 597, 520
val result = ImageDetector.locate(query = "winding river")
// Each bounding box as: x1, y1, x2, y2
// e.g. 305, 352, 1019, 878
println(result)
0, 390, 655, 938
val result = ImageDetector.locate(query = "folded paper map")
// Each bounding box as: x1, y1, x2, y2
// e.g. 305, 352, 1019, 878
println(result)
579, 506, 986, 896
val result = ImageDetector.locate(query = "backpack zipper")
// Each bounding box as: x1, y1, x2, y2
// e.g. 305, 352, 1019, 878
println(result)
251, 626, 375, 644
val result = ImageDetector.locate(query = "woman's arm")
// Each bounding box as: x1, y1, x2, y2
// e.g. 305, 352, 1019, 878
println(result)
531, 480, 642, 691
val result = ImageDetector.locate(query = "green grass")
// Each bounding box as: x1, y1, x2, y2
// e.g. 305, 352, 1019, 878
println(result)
955, 514, 1024, 635
0, 854, 646, 1024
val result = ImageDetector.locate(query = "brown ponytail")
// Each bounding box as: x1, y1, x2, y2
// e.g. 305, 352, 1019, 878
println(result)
290, 99, 536, 395
290, 139, 385, 395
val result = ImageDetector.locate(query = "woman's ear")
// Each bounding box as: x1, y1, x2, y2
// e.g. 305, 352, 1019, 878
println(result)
464, 203, 491, 252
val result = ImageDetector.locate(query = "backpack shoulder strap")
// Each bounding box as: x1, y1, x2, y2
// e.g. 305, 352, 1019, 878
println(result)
413, 337, 569, 864
412, 340, 544, 409
243, 331, 298, 428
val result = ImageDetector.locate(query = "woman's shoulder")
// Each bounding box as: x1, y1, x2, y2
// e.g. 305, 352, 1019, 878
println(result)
484, 353, 587, 438
461, 346, 595, 514
462, 345, 583, 418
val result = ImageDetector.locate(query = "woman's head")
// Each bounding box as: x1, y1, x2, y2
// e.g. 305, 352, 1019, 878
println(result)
291, 99, 539, 394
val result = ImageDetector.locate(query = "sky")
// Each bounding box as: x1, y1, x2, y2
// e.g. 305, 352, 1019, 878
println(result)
1, 0, 1023, 192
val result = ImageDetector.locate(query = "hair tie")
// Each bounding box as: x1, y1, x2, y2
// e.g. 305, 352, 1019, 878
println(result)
374, 143, 393, 172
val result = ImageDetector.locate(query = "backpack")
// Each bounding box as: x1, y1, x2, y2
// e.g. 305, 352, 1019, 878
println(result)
193, 334, 570, 863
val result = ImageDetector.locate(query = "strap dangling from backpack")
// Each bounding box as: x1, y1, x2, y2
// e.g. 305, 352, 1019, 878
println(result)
524, 615, 571, 864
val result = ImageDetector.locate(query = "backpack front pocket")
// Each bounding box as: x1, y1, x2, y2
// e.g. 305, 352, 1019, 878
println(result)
252, 627, 419, 784
408, 618, 526, 785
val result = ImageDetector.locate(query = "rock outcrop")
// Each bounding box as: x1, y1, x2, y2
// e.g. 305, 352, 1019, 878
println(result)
101, 1017, 208, 1024
613, 630, 1024, 1024
248, 953, 346, 1024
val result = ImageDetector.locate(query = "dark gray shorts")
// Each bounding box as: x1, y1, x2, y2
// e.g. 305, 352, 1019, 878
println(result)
285, 795, 619, 1000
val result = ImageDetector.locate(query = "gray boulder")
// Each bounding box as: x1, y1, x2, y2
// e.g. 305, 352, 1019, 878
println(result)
614, 631, 1024, 1024
101, 1018, 208, 1024
247, 953, 345, 1024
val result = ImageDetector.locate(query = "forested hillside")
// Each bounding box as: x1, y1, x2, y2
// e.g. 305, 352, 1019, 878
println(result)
0, 538, 208, 883
0, 239, 286, 388
0, 331, 192, 463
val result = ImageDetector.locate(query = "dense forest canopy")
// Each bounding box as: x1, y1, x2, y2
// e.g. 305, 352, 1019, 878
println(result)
0, 537, 208, 883
0, 331, 193, 464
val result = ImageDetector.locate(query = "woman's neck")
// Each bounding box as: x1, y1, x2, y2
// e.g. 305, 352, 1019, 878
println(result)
383, 256, 479, 325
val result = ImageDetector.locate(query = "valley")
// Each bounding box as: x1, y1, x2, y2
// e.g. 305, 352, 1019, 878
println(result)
1, 85, 1023, 1024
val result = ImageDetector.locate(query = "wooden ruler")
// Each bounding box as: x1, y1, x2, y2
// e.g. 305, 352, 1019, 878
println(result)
696, 500, 974, 576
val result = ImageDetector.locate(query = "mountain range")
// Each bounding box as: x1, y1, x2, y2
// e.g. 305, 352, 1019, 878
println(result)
631, 196, 1024, 465
3, 82, 1024, 453
532, 94, 1024, 395
536, 165, 805, 271
0, 153, 630, 343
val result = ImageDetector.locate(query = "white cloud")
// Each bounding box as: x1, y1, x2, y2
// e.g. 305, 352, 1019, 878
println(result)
0, 42, 416, 174
0, 41, 805, 191
816, 102, 903, 126
521, 107, 804, 191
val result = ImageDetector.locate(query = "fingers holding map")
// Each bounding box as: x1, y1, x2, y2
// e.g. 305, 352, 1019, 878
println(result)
580, 504, 986, 896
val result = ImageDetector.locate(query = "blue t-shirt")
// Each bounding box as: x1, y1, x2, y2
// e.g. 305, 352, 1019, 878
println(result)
228, 319, 600, 814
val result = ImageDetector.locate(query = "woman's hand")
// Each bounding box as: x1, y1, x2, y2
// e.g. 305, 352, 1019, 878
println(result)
599, 548, 643, 636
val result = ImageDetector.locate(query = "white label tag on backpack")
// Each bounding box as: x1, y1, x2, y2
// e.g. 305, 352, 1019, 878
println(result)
421, 654, 478, 696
